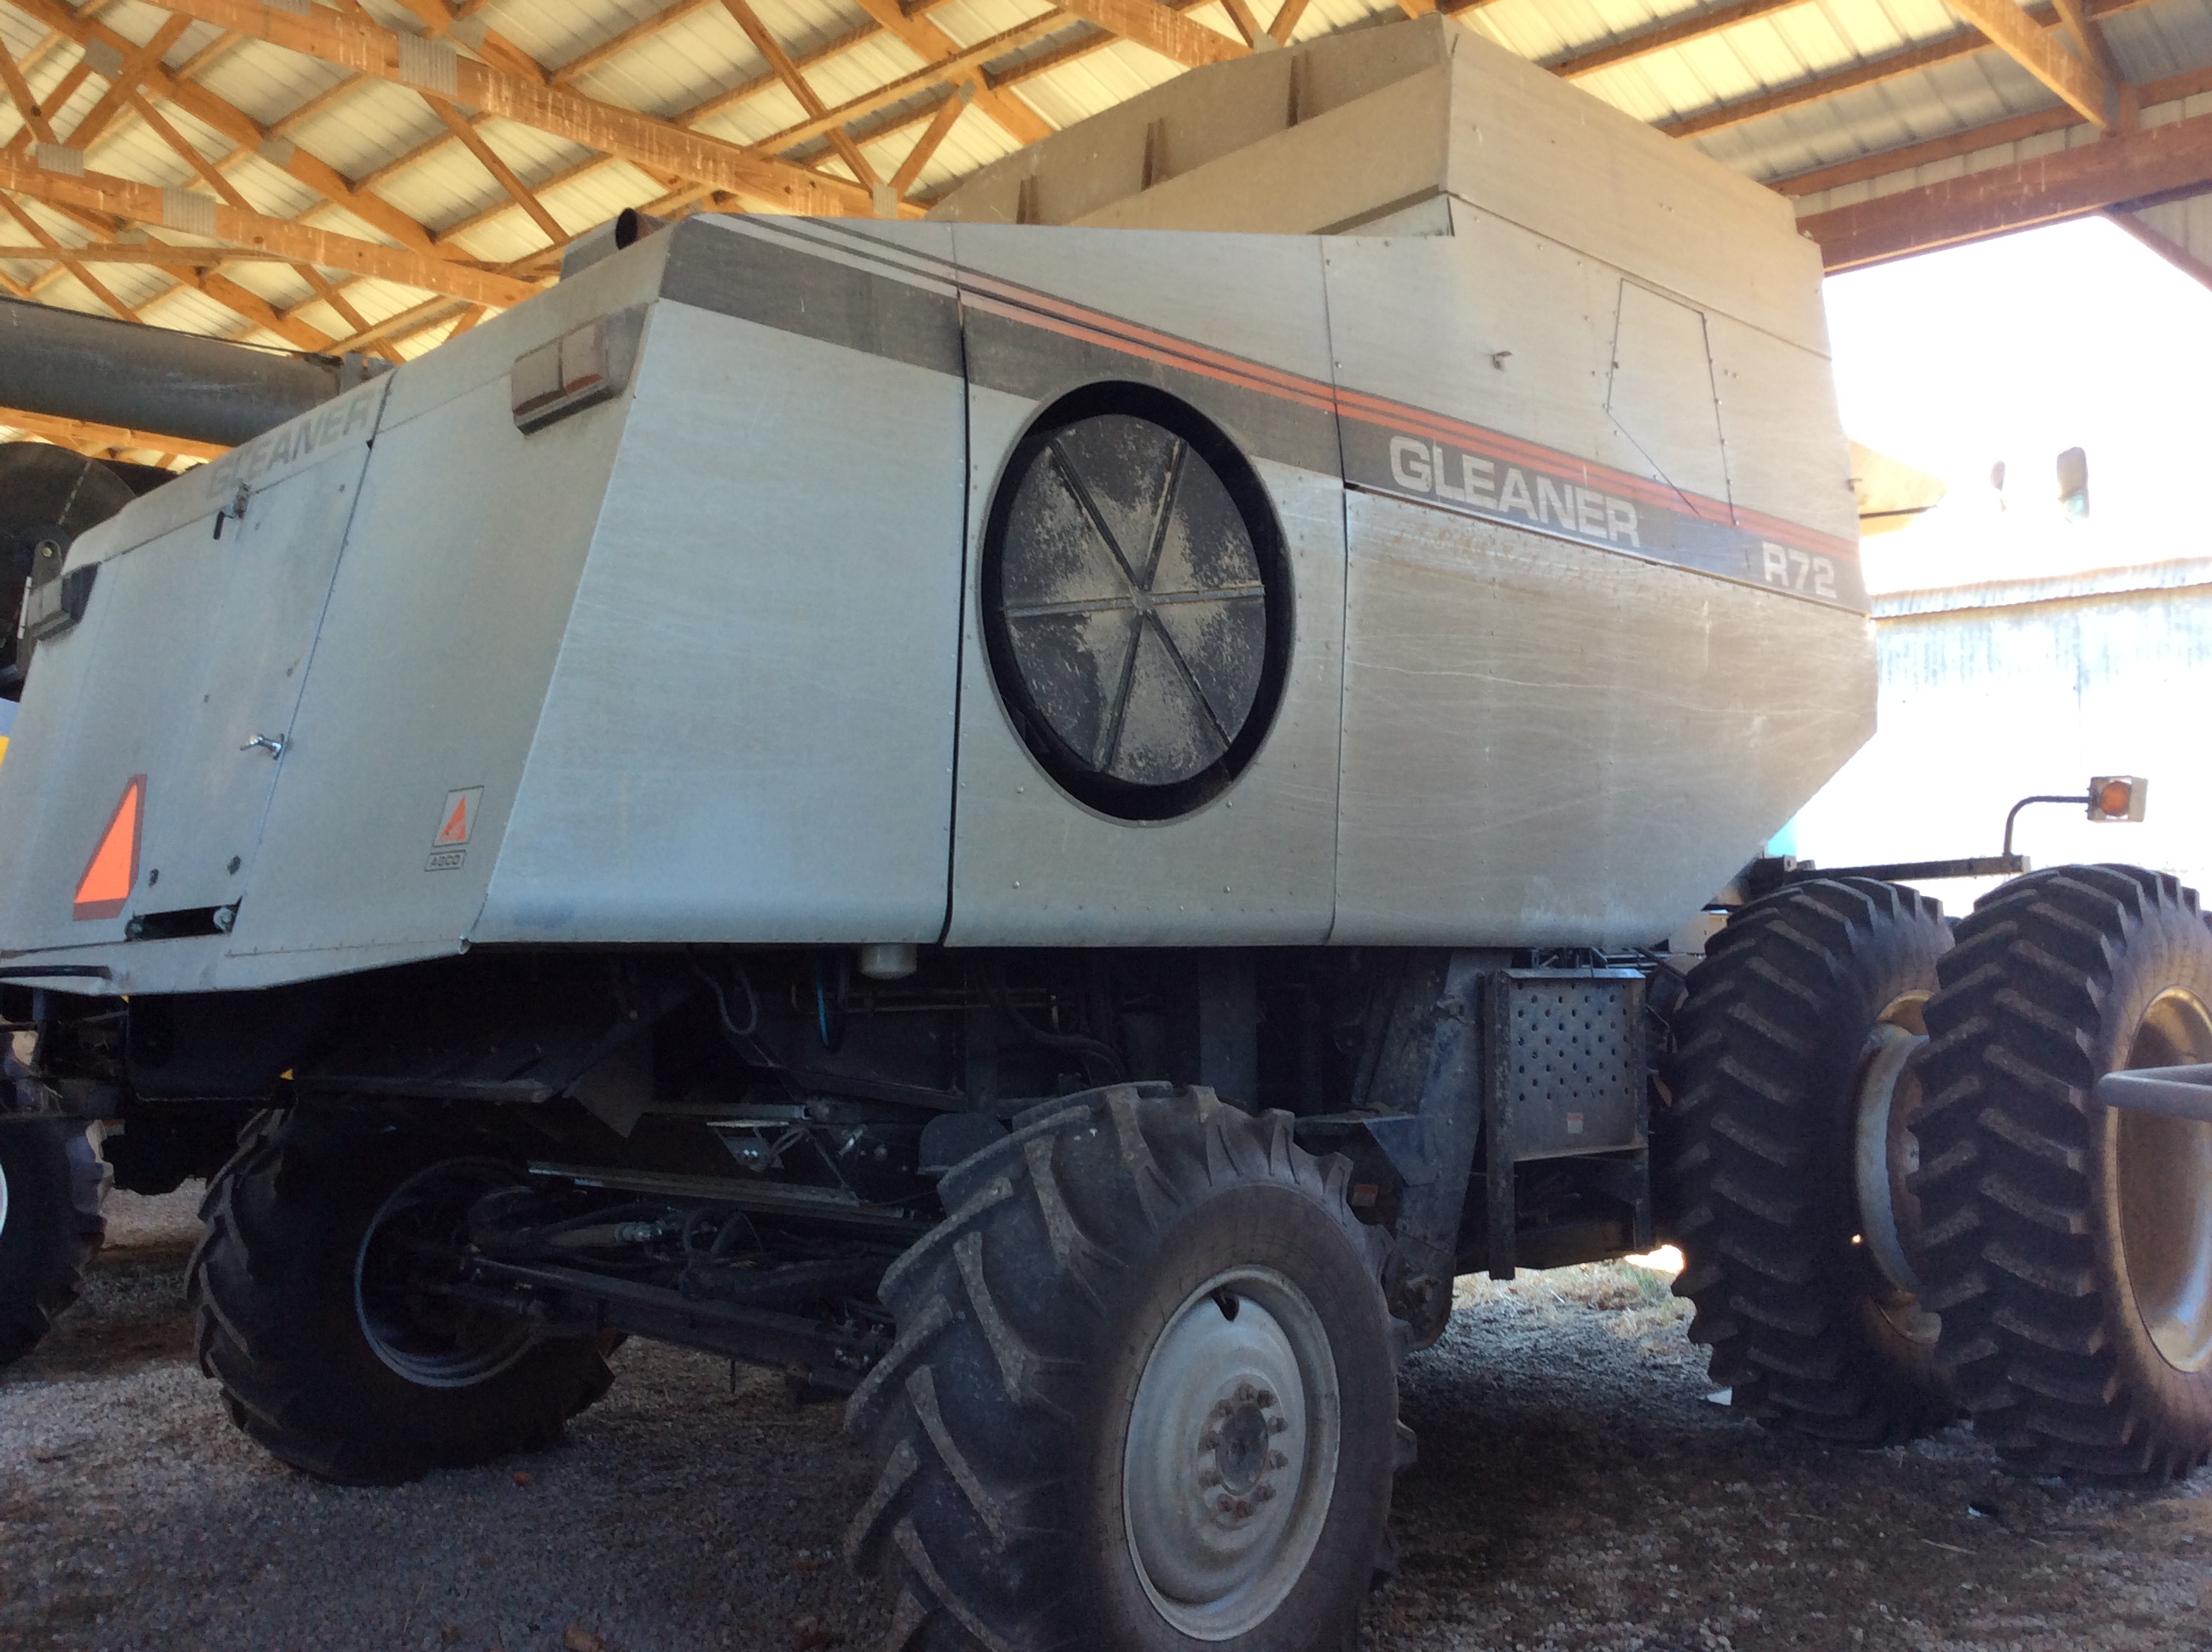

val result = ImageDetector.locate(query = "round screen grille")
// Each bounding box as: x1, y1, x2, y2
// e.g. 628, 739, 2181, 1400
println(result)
983, 401, 1287, 820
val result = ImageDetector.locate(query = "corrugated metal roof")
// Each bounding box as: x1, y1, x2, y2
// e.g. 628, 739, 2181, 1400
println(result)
2, 0, 2208, 466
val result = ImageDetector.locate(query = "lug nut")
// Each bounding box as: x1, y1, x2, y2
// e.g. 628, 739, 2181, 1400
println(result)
1254, 1389, 1276, 1408
1236, 1383, 1255, 1404
1254, 1485, 1276, 1504
1216, 1494, 1236, 1514
1198, 1468, 1221, 1487
1200, 1428, 1220, 1451
1267, 1416, 1288, 1434
1233, 1499, 1252, 1518
1266, 1450, 1287, 1469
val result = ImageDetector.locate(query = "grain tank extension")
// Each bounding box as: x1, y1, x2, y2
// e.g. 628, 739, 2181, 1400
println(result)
9, 16, 2210, 1650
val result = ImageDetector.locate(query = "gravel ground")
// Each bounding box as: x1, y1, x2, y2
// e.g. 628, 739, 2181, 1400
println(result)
3, 1192, 2207, 1652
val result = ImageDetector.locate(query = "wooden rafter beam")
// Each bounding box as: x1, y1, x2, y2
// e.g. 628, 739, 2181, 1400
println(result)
2104, 206, 2212, 292
425, 95, 566, 240
717, 0, 881, 191
1660, 0, 2151, 139
889, 82, 969, 200
2051, 0, 2125, 94
840, 0, 1052, 147
1046, 0, 1245, 68
402, 3, 1056, 226
7, 0, 454, 259
1, 193, 142, 319
0, 152, 538, 305
319, 290, 469, 352
550, 0, 717, 88
1267, 0, 1313, 45
139, 0, 875, 216
59, 14, 195, 150
1942, 0, 2110, 128
0, 404, 224, 461
1551, 0, 1803, 81
756, 13, 1069, 154
1773, 61, 2212, 198
1800, 106, 2212, 269
0, 38, 60, 145
985, 0, 1222, 96
0, 239, 295, 261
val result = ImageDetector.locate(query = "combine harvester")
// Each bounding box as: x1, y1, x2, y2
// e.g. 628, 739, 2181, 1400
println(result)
3, 17, 2207, 1647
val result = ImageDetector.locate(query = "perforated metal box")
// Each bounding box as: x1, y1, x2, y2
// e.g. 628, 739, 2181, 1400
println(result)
1487, 969, 1646, 1160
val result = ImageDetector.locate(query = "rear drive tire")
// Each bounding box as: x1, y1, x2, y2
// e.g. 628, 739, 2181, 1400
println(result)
0, 1120, 109, 1365
1914, 864, 2212, 1477
189, 1108, 618, 1485
1664, 877, 1956, 1442
845, 1085, 1403, 1651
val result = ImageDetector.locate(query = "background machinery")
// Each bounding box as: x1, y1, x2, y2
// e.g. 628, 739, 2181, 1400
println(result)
1, 16, 2208, 1648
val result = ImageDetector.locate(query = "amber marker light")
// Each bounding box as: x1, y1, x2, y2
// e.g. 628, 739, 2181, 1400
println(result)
2087, 776, 2148, 823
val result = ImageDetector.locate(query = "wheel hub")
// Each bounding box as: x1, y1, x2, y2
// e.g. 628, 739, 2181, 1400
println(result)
1854, 1020, 1928, 1297
1123, 1267, 1340, 1641
354, 1157, 536, 1390
2116, 988, 2212, 1374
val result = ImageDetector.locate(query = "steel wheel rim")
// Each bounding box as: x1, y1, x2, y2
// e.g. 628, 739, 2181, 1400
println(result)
2116, 988, 2212, 1374
1122, 1265, 1340, 1640
354, 1158, 533, 1389
1854, 995, 1940, 1345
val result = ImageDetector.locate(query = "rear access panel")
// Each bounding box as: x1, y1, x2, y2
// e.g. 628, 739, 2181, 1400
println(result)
225, 344, 637, 972
134, 428, 375, 916
479, 224, 968, 945
0, 377, 384, 963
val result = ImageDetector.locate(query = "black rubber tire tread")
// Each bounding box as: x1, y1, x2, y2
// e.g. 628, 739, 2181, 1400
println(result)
844, 1084, 1401, 1652
1663, 876, 1955, 1442
0, 1120, 108, 1366
1912, 864, 2212, 1479
188, 1108, 618, 1486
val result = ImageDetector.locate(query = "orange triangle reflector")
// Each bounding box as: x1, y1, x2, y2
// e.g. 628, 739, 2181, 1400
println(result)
73, 774, 145, 922
436, 794, 470, 846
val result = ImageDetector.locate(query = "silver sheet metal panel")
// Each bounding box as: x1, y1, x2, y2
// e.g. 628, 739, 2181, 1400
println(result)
1332, 492, 1871, 945
0, 20, 1872, 990
477, 285, 969, 945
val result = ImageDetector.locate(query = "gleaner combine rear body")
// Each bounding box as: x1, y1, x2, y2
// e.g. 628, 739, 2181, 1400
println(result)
5, 17, 2210, 1649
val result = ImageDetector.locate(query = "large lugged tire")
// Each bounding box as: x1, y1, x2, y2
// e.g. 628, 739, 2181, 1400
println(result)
1913, 864, 2212, 1478
1664, 877, 1955, 1442
189, 1108, 618, 1485
845, 1085, 1402, 1652
0, 1120, 109, 1365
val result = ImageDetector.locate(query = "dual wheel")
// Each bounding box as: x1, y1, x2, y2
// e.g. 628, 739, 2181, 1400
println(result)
1668, 865, 2212, 1475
